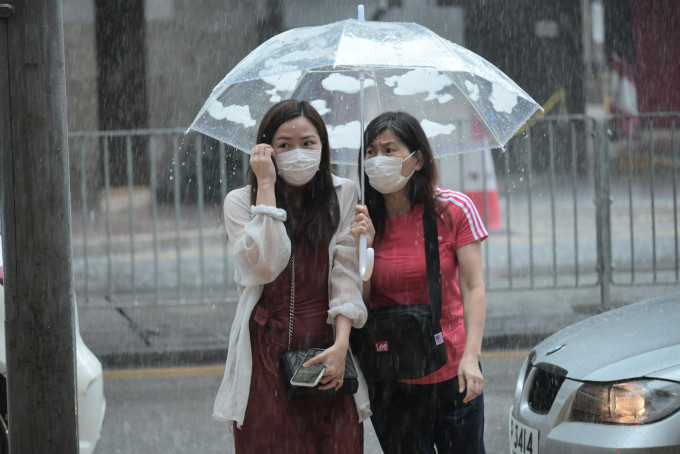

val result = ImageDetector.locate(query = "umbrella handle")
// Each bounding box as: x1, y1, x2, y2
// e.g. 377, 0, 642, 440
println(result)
359, 233, 374, 281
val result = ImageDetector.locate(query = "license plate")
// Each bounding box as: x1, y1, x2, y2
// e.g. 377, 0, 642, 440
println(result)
509, 411, 539, 454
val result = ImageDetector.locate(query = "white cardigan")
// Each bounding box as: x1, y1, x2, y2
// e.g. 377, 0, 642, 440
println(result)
213, 174, 371, 428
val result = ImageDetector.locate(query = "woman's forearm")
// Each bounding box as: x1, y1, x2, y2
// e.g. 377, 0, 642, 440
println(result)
334, 314, 352, 349
462, 285, 486, 360
255, 182, 276, 207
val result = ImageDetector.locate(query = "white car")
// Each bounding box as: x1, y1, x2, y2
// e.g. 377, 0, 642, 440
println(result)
509, 293, 680, 453
0, 242, 106, 454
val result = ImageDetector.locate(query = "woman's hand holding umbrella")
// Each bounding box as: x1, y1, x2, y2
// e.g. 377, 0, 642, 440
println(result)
351, 205, 375, 249
351, 205, 376, 282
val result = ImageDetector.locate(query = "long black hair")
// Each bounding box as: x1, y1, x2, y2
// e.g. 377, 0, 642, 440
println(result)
249, 99, 340, 246
360, 111, 443, 241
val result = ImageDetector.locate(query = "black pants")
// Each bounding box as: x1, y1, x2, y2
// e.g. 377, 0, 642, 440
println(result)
368, 375, 486, 454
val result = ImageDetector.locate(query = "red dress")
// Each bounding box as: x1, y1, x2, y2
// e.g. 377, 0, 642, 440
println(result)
233, 223, 363, 453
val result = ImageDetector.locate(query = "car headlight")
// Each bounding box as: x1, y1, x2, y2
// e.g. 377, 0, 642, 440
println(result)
571, 379, 680, 424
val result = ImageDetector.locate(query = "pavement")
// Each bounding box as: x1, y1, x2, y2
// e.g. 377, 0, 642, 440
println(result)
78, 281, 680, 370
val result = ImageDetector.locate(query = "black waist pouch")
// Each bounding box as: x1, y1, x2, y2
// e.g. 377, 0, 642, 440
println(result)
351, 209, 447, 381
351, 303, 447, 381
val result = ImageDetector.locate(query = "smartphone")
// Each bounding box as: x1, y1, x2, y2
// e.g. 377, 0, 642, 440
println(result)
290, 348, 326, 387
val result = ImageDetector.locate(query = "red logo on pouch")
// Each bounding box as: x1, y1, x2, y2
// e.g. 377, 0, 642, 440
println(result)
374, 341, 389, 352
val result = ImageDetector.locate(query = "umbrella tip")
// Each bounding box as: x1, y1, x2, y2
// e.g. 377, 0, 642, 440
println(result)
358, 5, 365, 21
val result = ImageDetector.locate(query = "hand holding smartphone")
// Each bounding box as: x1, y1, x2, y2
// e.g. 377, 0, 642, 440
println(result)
290, 348, 326, 387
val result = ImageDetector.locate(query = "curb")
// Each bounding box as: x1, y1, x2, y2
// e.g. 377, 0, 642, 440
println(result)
98, 332, 554, 371
99, 347, 228, 370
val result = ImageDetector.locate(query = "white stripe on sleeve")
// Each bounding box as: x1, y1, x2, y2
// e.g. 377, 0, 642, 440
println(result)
436, 188, 488, 240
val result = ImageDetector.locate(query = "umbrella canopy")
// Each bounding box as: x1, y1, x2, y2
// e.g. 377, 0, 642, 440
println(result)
188, 18, 541, 165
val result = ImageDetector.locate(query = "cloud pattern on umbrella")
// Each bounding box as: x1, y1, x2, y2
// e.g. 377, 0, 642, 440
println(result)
189, 19, 540, 165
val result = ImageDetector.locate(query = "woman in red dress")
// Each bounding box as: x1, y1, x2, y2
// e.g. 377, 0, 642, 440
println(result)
214, 100, 370, 453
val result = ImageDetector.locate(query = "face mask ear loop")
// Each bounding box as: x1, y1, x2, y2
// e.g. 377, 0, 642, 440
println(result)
403, 151, 417, 178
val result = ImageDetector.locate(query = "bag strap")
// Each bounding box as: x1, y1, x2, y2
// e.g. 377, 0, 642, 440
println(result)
287, 253, 295, 350
422, 209, 442, 323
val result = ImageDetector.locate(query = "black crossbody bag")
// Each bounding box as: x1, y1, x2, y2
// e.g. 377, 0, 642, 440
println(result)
350, 209, 447, 381
280, 253, 359, 399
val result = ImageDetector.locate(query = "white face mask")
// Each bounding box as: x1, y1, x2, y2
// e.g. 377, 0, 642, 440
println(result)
364, 152, 416, 194
276, 148, 322, 186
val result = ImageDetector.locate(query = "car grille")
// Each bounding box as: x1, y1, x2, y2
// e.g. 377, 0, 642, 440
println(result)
528, 363, 567, 414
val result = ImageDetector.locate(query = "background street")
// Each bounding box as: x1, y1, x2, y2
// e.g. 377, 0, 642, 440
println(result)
96, 353, 525, 453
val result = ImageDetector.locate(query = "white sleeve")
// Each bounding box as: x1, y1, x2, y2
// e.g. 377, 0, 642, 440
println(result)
327, 180, 367, 328
224, 189, 291, 287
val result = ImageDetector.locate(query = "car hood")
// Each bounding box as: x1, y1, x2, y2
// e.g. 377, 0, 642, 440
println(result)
532, 293, 680, 382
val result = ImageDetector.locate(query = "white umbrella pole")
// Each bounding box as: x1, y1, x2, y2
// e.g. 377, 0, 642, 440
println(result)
358, 4, 374, 281
360, 79, 365, 203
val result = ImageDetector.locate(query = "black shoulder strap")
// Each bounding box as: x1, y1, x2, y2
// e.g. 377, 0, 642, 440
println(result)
423, 208, 442, 323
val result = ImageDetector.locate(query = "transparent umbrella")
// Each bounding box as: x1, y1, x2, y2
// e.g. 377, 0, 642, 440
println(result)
189, 17, 540, 161
188, 12, 541, 279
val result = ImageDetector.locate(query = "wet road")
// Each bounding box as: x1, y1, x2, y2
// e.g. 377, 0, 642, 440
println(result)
95, 352, 526, 453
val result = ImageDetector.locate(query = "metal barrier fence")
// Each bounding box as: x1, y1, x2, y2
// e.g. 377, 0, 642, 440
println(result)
68, 113, 679, 310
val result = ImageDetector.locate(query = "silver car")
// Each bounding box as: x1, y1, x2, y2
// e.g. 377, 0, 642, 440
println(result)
509, 293, 680, 453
